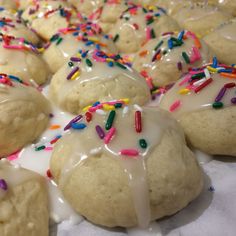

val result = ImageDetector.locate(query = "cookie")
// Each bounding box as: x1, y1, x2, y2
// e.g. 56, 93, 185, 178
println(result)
49, 49, 150, 114
0, 8, 40, 44
132, 30, 212, 87
0, 35, 49, 85
173, 4, 232, 37
0, 0, 17, 10
109, 4, 180, 53
50, 104, 203, 227
160, 59, 236, 156
22, 0, 80, 40
43, 23, 118, 73
208, 0, 236, 17
203, 18, 236, 65
0, 73, 51, 156
0, 159, 49, 236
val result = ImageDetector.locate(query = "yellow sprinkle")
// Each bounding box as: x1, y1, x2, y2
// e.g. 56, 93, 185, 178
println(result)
103, 104, 115, 111
106, 58, 114, 62
82, 105, 91, 112
178, 88, 190, 95
121, 98, 130, 104
70, 71, 80, 81
207, 66, 217, 73
37, 47, 45, 53
88, 37, 99, 42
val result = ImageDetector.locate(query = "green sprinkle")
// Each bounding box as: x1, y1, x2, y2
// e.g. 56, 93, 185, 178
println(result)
113, 34, 119, 42
150, 28, 156, 38
56, 37, 63, 45
142, 7, 147, 13
163, 50, 168, 55
154, 40, 163, 51
105, 110, 116, 130
68, 61, 74, 67
191, 72, 205, 80
146, 17, 154, 25
114, 103, 122, 108
115, 62, 127, 70
212, 102, 224, 109
86, 58, 93, 67
35, 145, 46, 151
182, 52, 190, 64
139, 139, 147, 149
114, 54, 121, 60
50, 34, 59, 42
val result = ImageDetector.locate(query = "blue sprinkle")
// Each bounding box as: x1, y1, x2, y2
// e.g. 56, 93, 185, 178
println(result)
92, 101, 100, 107
212, 57, 218, 68
0, 7, 5, 11
71, 123, 87, 130
218, 69, 233, 73
178, 30, 185, 41
168, 39, 173, 49
104, 35, 109, 39
95, 44, 100, 50
108, 61, 114, 67
85, 41, 94, 46
73, 32, 79, 36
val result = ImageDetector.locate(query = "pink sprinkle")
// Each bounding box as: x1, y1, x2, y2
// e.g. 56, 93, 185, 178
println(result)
186, 31, 197, 40
44, 147, 53, 151
178, 74, 191, 86
89, 104, 103, 112
146, 77, 154, 89
120, 149, 139, 157
104, 127, 116, 144
146, 27, 151, 40
7, 150, 20, 161
192, 46, 201, 61
169, 100, 181, 112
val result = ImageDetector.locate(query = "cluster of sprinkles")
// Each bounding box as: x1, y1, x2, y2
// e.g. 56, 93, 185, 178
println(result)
46, 22, 111, 51
0, 35, 39, 52
66, 49, 131, 81
112, 4, 166, 44
0, 73, 29, 87
65, 100, 148, 158
168, 57, 236, 112
139, 30, 202, 92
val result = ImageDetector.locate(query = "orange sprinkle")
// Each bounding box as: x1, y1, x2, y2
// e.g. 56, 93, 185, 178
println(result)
50, 125, 61, 130
139, 50, 148, 57
220, 73, 236, 79
155, 53, 161, 61
194, 38, 201, 49
98, 42, 108, 47
183, 35, 188, 40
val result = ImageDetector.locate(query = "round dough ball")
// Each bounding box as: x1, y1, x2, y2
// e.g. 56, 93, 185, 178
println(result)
68, 0, 103, 17
0, 8, 40, 44
50, 105, 203, 227
97, 1, 128, 33
49, 49, 150, 114
109, 5, 180, 53
173, 4, 232, 37
0, 160, 49, 236
0, 73, 51, 156
43, 23, 118, 73
0, 0, 17, 10
206, 0, 236, 17
203, 18, 236, 65
133, 30, 212, 87
22, 0, 80, 40
160, 63, 236, 156
0, 36, 49, 85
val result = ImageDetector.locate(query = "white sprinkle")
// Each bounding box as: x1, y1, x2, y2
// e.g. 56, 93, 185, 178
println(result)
204, 68, 211, 79
133, 104, 143, 111
29, 79, 39, 88
96, 109, 106, 115
90, 147, 102, 155
13, 164, 21, 169
193, 78, 206, 86
122, 106, 129, 116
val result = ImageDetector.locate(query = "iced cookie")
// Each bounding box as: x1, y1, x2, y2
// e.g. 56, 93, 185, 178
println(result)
173, 4, 232, 37
68, 0, 103, 18
207, 0, 236, 17
50, 104, 203, 227
49, 49, 150, 114
0, 73, 51, 156
22, 0, 80, 40
0, 8, 39, 44
0, 159, 49, 236
132, 30, 212, 87
109, 4, 180, 53
203, 18, 236, 65
43, 23, 118, 73
0, 35, 49, 85
160, 60, 236, 156
0, 0, 17, 10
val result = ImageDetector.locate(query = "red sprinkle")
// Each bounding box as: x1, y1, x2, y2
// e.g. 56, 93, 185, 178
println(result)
85, 112, 92, 122
46, 169, 53, 178
224, 82, 236, 88
194, 78, 213, 93
135, 111, 142, 133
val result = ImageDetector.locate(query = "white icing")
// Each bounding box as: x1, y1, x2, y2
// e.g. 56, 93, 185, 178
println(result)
218, 20, 236, 41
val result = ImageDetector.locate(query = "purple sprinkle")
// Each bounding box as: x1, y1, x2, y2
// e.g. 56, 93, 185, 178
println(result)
95, 125, 105, 139
49, 113, 54, 118
66, 66, 79, 80
231, 97, 236, 104
177, 61, 182, 71
70, 57, 81, 62
64, 115, 83, 130
0, 179, 7, 191
215, 86, 227, 102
